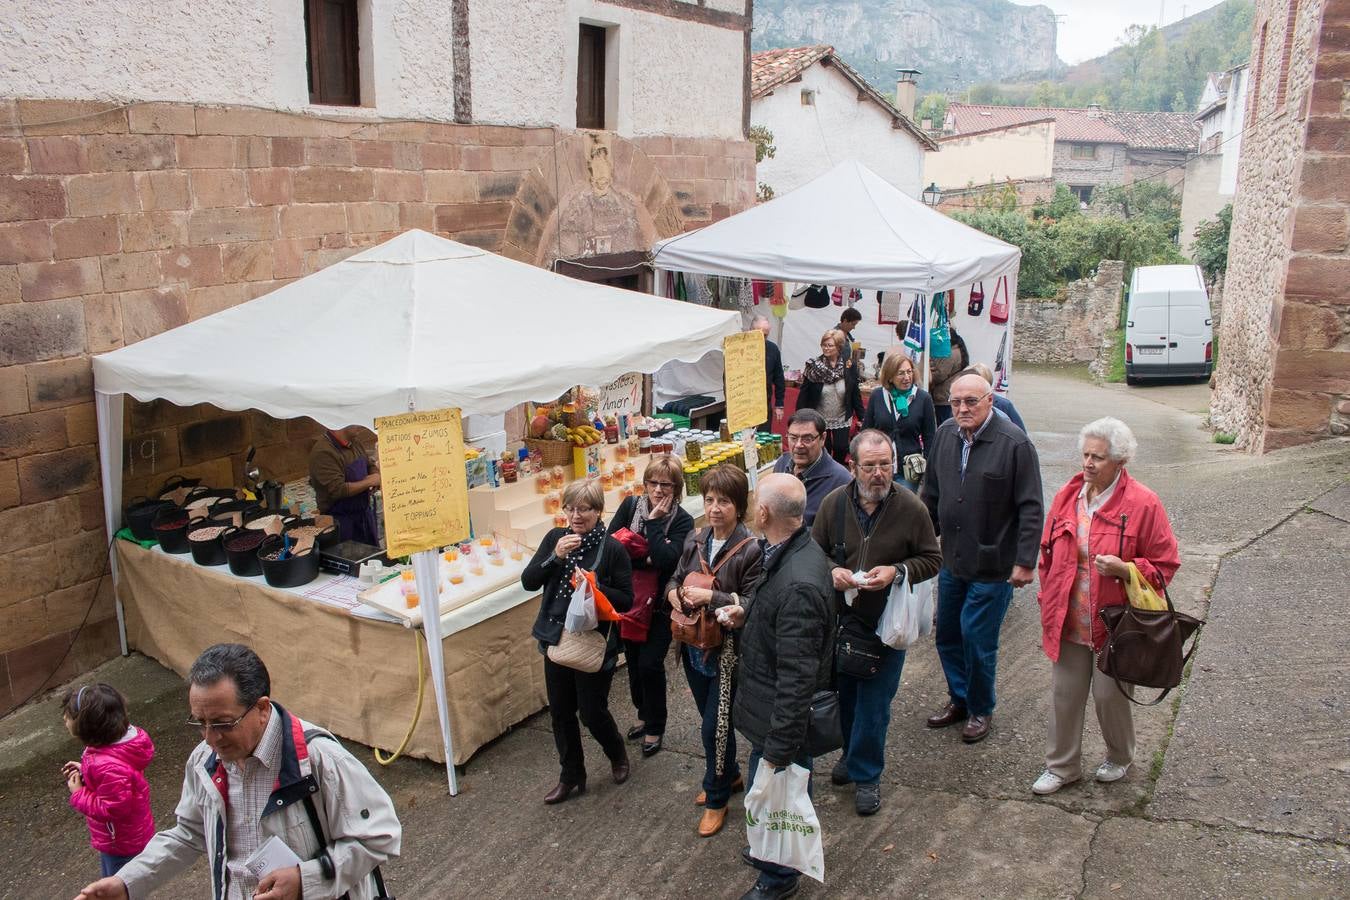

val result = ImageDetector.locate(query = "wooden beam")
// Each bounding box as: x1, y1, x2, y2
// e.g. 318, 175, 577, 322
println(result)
597, 0, 749, 30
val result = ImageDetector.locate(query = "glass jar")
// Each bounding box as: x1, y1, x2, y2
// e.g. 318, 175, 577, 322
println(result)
545, 492, 561, 514
535, 473, 551, 494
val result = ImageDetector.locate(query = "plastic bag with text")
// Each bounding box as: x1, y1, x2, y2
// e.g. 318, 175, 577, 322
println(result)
744, 760, 825, 883
564, 577, 599, 633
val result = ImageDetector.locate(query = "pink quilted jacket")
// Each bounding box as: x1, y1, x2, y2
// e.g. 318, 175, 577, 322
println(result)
69, 726, 156, 856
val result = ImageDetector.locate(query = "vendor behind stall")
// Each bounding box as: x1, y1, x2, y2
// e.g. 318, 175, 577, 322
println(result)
309, 427, 381, 544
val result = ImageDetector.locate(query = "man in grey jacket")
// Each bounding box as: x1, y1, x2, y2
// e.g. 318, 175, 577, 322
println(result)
75, 644, 400, 900
921, 373, 1043, 744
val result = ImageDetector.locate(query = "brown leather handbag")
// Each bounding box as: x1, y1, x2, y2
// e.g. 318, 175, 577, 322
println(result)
671, 534, 755, 651
1097, 583, 1203, 706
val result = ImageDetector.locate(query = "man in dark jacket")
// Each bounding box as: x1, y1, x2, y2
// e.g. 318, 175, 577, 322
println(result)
753, 317, 786, 431
772, 409, 852, 527
812, 430, 942, 815
723, 473, 834, 900
921, 373, 1043, 744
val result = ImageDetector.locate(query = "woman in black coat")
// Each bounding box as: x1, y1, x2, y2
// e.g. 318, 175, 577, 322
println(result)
523, 478, 634, 805
862, 351, 936, 491
607, 454, 695, 757
797, 329, 865, 464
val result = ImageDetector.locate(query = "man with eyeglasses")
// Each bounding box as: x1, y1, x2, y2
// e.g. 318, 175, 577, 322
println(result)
75, 644, 400, 900
771, 408, 852, 527
921, 372, 1043, 745
811, 430, 942, 815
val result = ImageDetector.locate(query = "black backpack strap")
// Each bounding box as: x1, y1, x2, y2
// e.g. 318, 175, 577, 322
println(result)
832, 488, 849, 568
301, 729, 393, 900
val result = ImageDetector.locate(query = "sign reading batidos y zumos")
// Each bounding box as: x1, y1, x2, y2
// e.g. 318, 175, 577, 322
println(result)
375, 408, 470, 558
723, 330, 766, 434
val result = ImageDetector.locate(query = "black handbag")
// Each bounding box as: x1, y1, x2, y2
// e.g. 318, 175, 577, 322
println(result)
830, 495, 886, 680
804, 688, 843, 756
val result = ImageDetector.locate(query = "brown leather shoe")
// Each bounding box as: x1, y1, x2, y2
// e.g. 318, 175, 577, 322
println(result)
612, 756, 631, 784
543, 781, 585, 804
961, 714, 992, 743
695, 775, 746, 806
926, 702, 968, 728
698, 806, 728, 837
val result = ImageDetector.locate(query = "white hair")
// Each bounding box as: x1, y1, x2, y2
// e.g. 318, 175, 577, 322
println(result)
1079, 417, 1137, 463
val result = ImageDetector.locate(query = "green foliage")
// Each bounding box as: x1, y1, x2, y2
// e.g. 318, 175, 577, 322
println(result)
1105, 326, 1126, 383
915, 93, 948, 126
1091, 181, 1183, 241
1213, 431, 1237, 444
748, 125, 776, 164
1191, 204, 1232, 279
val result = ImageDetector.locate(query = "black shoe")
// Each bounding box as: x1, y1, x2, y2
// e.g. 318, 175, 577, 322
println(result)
830, 757, 852, 785
739, 876, 800, 900
855, 782, 881, 816
641, 736, 663, 758
626, 724, 645, 741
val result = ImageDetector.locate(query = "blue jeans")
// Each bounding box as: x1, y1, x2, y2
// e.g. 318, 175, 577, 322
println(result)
746, 746, 813, 890
838, 641, 906, 784
99, 852, 135, 877
682, 647, 740, 809
935, 569, 1014, 717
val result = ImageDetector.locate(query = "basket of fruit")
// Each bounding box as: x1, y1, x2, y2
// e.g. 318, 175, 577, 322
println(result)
526, 403, 600, 466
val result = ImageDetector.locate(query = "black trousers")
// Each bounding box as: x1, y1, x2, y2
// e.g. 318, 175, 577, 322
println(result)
622, 611, 672, 737
544, 656, 626, 784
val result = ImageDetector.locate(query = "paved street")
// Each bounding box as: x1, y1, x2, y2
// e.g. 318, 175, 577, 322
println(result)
1, 367, 1346, 899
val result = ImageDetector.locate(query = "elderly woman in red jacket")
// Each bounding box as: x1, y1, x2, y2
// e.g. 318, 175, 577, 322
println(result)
1031, 417, 1179, 796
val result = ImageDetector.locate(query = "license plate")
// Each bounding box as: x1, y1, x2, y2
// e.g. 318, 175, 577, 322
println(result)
1138, 346, 1164, 356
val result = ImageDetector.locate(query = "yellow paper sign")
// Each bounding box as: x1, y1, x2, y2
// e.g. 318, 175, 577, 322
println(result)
375, 408, 470, 558
723, 330, 767, 434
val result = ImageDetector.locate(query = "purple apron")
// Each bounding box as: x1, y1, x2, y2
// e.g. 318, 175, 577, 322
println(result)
328, 453, 378, 545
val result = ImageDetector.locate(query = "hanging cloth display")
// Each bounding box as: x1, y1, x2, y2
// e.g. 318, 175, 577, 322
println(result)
967, 282, 985, 317
771, 282, 788, 318
877, 291, 903, 325
675, 272, 688, 302
990, 276, 1011, 325
903, 295, 927, 353
929, 291, 952, 359
847, 288, 862, 306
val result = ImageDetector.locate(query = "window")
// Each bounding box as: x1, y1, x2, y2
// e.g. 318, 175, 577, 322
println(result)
305, 0, 360, 106
800, 89, 816, 106
1069, 185, 1093, 206
1276, 1, 1300, 109
1070, 143, 1097, 160
1250, 22, 1268, 120
577, 24, 608, 130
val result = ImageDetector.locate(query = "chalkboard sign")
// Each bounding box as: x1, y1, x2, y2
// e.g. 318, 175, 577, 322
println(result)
375, 408, 470, 558
723, 330, 766, 435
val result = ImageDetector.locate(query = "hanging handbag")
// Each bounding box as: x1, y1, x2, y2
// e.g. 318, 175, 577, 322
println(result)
803, 285, 830, 309
671, 533, 755, 650
830, 286, 844, 306
929, 292, 952, 358
967, 281, 985, 317
989, 275, 1011, 324
612, 525, 660, 642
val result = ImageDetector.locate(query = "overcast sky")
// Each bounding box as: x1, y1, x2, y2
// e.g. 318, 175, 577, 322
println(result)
1037, 0, 1228, 63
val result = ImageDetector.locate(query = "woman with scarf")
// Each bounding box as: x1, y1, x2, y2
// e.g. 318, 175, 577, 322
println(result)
797, 329, 864, 465
666, 464, 764, 837
523, 479, 634, 805
607, 454, 695, 759
863, 352, 937, 491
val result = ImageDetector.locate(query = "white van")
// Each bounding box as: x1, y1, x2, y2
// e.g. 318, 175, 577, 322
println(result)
1124, 264, 1213, 384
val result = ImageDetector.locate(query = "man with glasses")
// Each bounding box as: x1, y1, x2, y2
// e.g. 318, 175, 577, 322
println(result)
75, 644, 400, 900
772, 409, 852, 527
811, 430, 942, 815
921, 372, 1043, 745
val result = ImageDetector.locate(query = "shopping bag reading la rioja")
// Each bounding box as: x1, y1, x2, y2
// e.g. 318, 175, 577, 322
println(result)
744, 760, 825, 883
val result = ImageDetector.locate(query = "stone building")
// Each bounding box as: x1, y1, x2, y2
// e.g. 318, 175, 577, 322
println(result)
1212, 0, 1350, 451
0, 0, 755, 713
750, 46, 937, 198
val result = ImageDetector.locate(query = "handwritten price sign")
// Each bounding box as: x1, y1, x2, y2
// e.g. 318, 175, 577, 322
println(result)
375, 408, 470, 558
723, 330, 766, 435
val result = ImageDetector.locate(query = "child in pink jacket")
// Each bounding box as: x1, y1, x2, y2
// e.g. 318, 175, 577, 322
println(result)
61, 683, 156, 877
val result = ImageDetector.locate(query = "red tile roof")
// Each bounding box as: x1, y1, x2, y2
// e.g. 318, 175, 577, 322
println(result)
947, 104, 1199, 151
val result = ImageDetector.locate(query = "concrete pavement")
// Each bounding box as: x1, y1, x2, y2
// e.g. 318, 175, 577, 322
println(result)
1, 367, 1347, 898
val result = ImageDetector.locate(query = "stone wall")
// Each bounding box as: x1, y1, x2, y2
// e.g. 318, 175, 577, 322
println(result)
0, 98, 754, 713
934, 177, 1055, 213
1212, 0, 1350, 450
1013, 260, 1124, 371
1051, 142, 1128, 188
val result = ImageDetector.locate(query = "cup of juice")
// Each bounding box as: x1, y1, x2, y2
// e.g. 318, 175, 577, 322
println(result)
405, 592, 420, 609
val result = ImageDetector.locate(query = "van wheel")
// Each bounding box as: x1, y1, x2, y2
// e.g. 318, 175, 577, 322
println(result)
1125, 374, 1138, 386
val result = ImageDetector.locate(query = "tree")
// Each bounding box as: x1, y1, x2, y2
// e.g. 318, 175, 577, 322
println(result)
1191, 204, 1232, 279
748, 125, 776, 164
915, 93, 948, 127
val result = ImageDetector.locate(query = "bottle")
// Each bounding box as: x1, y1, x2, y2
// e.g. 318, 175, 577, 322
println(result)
719, 418, 732, 442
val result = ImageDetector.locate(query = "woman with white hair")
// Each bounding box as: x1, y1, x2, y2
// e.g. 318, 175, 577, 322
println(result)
1031, 417, 1180, 796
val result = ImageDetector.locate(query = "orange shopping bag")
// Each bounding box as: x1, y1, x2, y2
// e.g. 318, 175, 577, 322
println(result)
572, 568, 621, 621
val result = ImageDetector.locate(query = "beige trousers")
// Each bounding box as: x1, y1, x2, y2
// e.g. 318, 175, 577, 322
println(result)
1046, 640, 1135, 779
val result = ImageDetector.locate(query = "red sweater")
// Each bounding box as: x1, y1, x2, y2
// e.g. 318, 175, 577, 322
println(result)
1036, 470, 1180, 661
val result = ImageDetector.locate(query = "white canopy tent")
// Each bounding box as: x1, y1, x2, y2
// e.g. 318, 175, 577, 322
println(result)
92, 229, 740, 793
650, 160, 1022, 400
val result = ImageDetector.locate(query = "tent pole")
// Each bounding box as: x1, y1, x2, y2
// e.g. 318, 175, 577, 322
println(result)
94, 392, 128, 657
413, 549, 459, 795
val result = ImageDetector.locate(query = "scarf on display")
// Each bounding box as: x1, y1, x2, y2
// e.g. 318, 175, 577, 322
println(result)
552, 525, 607, 611
887, 385, 916, 419
804, 355, 846, 384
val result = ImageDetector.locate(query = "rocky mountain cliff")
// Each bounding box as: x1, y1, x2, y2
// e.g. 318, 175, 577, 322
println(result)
752, 0, 1061, 94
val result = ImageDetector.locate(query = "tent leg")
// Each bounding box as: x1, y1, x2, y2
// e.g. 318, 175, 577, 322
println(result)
95, 392, 129, 657
413, 549, 459, 795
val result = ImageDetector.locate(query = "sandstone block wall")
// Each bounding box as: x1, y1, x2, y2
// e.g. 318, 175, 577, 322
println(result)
1212, 0, 1350, 450
1012, 260, 1124, 370
0, 98, 754, 713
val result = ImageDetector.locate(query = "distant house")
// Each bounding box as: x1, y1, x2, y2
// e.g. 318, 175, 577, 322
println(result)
938, 103, 1199, 205
751, 46, 938, 198
1181, 64, 1250, 250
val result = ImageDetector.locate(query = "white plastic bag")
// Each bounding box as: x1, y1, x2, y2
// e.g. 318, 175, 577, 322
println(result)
564, 577, 598, 633
744, 759, 825, 883
877, 566, 935, 650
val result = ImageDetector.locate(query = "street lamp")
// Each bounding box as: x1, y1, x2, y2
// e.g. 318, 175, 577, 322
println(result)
922, 182, 942, 207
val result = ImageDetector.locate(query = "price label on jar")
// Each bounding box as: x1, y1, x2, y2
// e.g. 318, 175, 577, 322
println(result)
375, 408, 470, 558
723, 330, 767, 435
